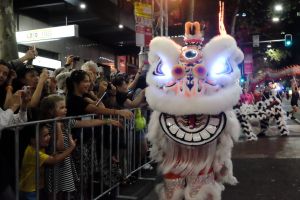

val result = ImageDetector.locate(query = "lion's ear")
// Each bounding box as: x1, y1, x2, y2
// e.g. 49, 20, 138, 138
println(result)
148, 37, 181, 69
203, 34, 244, 68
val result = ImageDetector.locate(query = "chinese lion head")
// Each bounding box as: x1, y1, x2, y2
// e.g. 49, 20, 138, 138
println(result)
146, 22, 243, 146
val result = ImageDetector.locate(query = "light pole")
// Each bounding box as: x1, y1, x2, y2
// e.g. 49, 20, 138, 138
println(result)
190, 0, 195, 21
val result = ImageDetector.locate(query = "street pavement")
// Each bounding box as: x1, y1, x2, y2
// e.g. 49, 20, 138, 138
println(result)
143, 98, 300, 200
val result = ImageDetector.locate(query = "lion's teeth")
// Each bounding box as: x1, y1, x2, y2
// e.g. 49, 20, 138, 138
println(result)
184, 133, 193, 141
166, 118, 175, 126
206, 125, 216, 134
169, 126, 179, 134
192, 133, 202, 141
176, 130, 185, 138
200, 130, 210, 139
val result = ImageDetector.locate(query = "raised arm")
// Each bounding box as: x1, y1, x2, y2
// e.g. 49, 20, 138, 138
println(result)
55, 122, 65, 151
44, 135, 76, 165
74, 118, 122, 128
29, 70, 48, 108
84, 103, 133, 119
123, 89, 145, 108
0, 91, 28, 131
127, 67, 142, 91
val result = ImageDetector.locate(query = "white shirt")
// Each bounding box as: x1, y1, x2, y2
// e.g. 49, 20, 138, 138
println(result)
0, 108, 27, 138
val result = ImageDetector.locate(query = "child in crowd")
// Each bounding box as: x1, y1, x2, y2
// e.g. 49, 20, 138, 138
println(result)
19, 124, 76, 200
39, 94, 122, 199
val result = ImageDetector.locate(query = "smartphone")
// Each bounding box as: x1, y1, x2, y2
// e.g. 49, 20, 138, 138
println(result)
96, 92, 107, 106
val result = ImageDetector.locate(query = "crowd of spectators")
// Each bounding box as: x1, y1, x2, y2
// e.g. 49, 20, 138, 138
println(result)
0, 48, 148, 200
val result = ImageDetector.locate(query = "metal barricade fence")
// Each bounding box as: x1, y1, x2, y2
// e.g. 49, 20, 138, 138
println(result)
1, 109, 154, 200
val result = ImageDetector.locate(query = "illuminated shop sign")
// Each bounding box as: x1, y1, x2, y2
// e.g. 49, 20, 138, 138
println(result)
16, 25, 78, 44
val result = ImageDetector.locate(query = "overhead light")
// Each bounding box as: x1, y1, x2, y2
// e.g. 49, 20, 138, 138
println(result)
236, 13, 239, 17
18, 52, 61, 69
281, 31, 285, 35
80, 3, 86, 9
267, 44, 272, 48
118, 24, 124, 29
274, 4, 283, 11
264, 57, 267, 61
242, 13, 246, 17
272, 17, 280, 22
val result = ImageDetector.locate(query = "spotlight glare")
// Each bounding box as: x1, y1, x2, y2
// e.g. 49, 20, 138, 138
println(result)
118, 24, 124, 29
274, 4, 283, 11
272, 17, 279, 22
80, 3, 86, 9
210, 57, 227, 77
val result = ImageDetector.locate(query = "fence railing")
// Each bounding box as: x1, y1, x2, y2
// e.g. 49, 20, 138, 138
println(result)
1, 109, 154, 200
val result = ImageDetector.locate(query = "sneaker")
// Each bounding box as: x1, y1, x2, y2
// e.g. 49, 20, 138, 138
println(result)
291, 116, 296, 120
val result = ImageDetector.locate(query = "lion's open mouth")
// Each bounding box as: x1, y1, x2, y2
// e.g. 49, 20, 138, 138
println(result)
159, 112, 226, 146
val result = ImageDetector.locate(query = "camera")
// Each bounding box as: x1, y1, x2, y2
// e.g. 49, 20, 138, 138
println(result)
73, 56, 80, 61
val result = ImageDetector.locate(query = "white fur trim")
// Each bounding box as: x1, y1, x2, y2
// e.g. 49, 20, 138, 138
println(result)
146, 83, 241, 115
148, 37, 181, 67
224, 111, 241, 142
203, 35, 244, 65
213, 111, 239, 185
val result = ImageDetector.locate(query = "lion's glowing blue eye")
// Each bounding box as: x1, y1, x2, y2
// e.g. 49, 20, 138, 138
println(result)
184, 50, 198, 59
210, 58, 233, 76
153, 60, 165, 76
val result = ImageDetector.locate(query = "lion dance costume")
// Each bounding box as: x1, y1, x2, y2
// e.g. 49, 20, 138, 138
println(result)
145, 3, 244, 200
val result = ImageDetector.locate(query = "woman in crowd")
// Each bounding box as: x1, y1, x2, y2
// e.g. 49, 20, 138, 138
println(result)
0, 60, 30, 200
66, 70, 133, 120
113, 75, 146, 109
14, 67, 49, 109
65, 70, 132, 198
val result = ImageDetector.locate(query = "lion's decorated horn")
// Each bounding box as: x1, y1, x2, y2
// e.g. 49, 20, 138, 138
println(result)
184, 21, 203, 46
